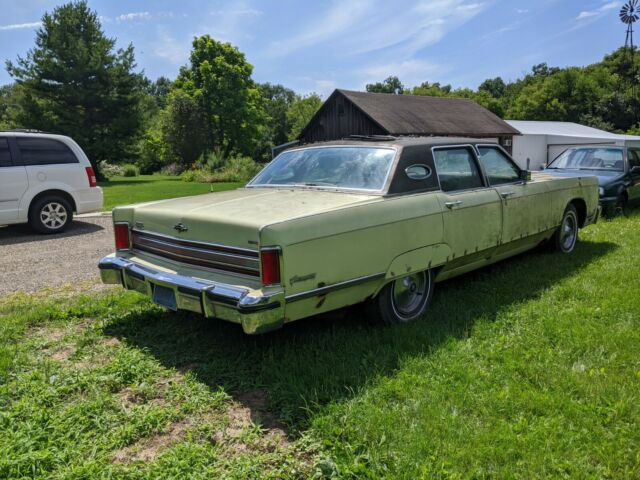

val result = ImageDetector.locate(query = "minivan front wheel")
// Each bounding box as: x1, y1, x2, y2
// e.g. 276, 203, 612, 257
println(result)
367, 269, 434, 324
29, 196, 73, 234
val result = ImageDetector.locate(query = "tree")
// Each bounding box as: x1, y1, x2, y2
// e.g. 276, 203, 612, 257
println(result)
366, 76, 405, 94
0, 85, 16, 129
146, 76, 173, 109
259, 83, 296, 147
478, 77, 506, 98
161, 90, 207, 167
5, 1, 144, 177
174, 35, 266, 159
286, 93, 322, 140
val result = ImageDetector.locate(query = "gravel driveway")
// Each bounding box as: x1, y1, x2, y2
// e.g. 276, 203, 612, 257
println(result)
0, 216, 114, 296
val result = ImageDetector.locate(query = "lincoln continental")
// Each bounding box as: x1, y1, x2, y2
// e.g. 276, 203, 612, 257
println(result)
99, 137, 600, 334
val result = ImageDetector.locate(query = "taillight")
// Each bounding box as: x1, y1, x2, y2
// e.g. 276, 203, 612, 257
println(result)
260, 248, 281, 285
114, 223, 130, 250
86, 167, 97, 187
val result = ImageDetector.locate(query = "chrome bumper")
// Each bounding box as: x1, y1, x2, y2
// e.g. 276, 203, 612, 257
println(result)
98, 256, 284, 334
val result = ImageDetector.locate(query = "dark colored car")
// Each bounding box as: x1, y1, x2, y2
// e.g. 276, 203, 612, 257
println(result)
544, 146, 640, 215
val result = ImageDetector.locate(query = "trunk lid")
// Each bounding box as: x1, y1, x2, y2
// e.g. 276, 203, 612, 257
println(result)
129, 187, 380, 248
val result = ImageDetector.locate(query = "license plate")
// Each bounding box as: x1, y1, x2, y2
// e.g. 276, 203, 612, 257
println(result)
153, 285, 177, 310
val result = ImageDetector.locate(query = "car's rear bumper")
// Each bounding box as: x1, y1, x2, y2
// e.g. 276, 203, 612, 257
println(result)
75, 187, 104, 214
98, 255, 284, 334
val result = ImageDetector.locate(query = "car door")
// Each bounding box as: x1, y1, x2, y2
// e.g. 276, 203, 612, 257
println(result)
627, 148, 640, 201
476, 145, 552, 253
0, 136, 28, 223
433, 145, 502, 267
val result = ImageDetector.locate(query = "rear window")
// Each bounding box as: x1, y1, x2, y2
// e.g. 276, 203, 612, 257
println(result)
0, 138, 11, 167
17, 137, 78, 166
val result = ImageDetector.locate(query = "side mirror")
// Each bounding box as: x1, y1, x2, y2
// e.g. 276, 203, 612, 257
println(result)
631, 166, 640, 174
520, 170, 532, 182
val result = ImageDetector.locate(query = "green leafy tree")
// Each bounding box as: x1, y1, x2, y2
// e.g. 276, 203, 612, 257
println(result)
259, 83, 297, 147
0, 84, 17, 130
286, 93, 322, 140
366, 76, 405, 94
161, 90, 207, 167
479, 77, 506, 98
5, 1, 144, 177
174, 35, 266, 159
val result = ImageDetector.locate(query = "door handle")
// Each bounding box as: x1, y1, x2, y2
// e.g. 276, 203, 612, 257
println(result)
445, 200, 463, 209
500, 191, 515, 198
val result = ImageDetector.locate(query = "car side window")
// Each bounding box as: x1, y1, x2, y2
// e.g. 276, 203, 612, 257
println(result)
629, 149, 640, 168
433, 147, 484, 192
477, 146, 521, 185
16, 137, 79, 166
0, 138, 12, 167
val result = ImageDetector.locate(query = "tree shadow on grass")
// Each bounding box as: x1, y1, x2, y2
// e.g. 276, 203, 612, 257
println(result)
104, 240, 616, 433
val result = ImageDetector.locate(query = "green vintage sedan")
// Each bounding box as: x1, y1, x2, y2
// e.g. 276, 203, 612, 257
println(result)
99, 137, 600, 333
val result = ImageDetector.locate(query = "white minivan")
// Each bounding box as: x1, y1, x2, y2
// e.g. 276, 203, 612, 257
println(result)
0, 131, 103, 233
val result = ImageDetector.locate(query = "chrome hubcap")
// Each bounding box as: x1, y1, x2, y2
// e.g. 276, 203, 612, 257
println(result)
392, 271, 428, 316
560, 212, 577, 251
40, 202, 68, 229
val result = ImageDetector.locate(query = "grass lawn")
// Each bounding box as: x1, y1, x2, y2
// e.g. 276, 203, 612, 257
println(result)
98, 175, 243, 211
1, 212, 639, 478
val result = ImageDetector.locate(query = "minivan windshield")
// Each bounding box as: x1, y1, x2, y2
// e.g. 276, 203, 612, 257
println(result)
548, 147, 624, 171
248, 146, 396, 191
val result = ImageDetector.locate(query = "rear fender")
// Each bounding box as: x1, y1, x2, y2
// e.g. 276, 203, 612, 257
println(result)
375, 243, 451, 295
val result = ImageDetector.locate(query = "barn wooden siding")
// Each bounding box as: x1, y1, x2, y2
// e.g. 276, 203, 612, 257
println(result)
300, 91, 386, 143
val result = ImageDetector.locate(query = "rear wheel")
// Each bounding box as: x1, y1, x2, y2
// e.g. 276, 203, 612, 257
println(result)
551, 204, 578, 253
366, 269, 434, 324
29, 196, 73, 234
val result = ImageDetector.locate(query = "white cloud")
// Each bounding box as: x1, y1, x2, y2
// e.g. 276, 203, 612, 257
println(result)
210, 8, 262, 17
117, 12, 151, 22
576, 1, 620, 21
153, 28, 190, 64
267, 0, 488, 58
0, 21, 41, 31
516, 9, 530, 14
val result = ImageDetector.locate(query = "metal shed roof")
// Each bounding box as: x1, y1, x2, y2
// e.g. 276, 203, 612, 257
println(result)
506, 120, 640, 141
337, 90, 520, 137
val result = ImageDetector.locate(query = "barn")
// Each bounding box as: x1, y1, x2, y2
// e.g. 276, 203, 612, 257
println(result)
295, 89, 520, 152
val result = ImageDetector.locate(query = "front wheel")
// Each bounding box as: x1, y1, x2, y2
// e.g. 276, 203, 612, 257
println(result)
366, 269, 434, 324
551, 204, 578, 253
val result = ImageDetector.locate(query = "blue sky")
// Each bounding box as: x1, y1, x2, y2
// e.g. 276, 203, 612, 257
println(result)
0, 0, 625, 97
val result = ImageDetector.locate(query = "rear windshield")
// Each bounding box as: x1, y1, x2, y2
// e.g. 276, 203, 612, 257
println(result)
248, 146, 396, 192
548, 148, 624, 171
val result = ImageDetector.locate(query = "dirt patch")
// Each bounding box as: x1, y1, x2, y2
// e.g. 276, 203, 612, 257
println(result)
236, 389, 289, 437
112, 418, 195, 464
50, 346, 75, 362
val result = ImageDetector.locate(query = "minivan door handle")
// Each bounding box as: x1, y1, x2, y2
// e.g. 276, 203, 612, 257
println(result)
445, 200, 463, 209
500, 191, 515, 198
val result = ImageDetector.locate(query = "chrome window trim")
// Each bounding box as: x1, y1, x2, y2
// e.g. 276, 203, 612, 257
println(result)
430, 144, 487, 193
474, 144, 524, 187
285, 272, 385, 303
247, 144, 399, 194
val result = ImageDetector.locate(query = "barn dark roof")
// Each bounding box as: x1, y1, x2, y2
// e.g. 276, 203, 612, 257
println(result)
334, 89, 519, 137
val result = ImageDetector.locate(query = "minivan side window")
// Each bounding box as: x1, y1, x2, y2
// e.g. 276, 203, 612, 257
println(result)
17, 138, 78, 166
629, 149, 640, 169
433, 147, 484, 192
0, 138, 12, 167
477, 146, 521, 185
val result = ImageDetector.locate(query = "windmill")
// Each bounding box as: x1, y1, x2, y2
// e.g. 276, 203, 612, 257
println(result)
620, 0, 639, 49
620, 0, 640, 122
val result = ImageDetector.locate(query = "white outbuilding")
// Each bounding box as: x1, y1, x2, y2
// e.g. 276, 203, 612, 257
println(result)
505, 120, 640, 170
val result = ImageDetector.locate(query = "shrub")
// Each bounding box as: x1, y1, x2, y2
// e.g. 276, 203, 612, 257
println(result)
122, 164, 140, 177
182, 156, 262, 183
98, 160, 124, 178
159, 162, 184, 176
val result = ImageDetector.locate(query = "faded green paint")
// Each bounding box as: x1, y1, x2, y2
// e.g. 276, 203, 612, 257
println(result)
105, 162, 599, 333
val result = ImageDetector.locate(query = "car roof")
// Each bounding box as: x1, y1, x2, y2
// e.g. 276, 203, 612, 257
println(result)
0, 130, 75, 141
297, 136, 499, 149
